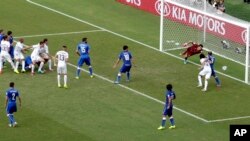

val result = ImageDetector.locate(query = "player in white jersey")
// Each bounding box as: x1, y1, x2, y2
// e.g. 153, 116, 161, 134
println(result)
39, 38, 53, 71
55, 45, 69, 88
197, 53, 212, 92
30, 41, 45, 75
0, 35, 19, 74
14, 38, 30, 73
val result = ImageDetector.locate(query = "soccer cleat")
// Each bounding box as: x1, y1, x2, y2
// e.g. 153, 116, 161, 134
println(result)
90, 75, 94, 78
114, 81, 119, 84
169, 125, 176, 129
21, 70, 26, 73
197, 84, 202, 87
13, 122, 18, 127
75, 76, 79, 79
184, 61, 187, 64
8, 124, 13, 127
201, 88, 207, 92
58, 84, 62, 88
64, 85, 68, 89
38, 70, 44, 74
157, 126, 165, 130
14, 69, 19, 74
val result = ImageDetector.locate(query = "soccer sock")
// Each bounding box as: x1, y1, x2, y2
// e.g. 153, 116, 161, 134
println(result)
0, 60, 3, 72
38, 62, 44, 71
89, 66, 93, 75
10, 114, 15, 123
21, 60, 25, 71
198, 75, 202, 86
161, 117, 166, 127
170, 117, 175, 126
76, 68, 81, 77
117, 73, 121, 82
48, 59, 52, 70
15, 61, 19, 70
204, 79, 208, 90
126, 72, 130, 80
215, 76, 221, 85
57, 75, 61, 86
64, 75, 67, 86
31, 64, 34, 73
10, 60, 16, 70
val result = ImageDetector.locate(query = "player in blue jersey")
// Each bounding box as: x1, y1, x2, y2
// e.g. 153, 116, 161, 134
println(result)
5, 82, 22, 127
113, 45, 133, 84
75, 37, 93, 79
7, 31, 14, 61
207, 51, 221, 86
158, 84, 176, 130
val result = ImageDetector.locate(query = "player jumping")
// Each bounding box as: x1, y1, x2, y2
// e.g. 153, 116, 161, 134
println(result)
180, 41, 203, 64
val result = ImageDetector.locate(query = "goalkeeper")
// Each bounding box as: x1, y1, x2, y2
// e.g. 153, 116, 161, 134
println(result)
180, 41, 203, 64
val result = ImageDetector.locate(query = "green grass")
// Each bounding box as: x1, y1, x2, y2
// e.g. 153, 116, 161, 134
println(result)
0, 0, 250, 141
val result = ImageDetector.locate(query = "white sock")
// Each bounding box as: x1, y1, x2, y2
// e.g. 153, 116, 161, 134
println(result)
15, 61, 19, 70
48, 59, 52, 70
10, 60, 16, 70
198, 75, 202, 86
204, 80, 208, 90
31, 64, 34, 73
64, 75, 67, 86
57, 75, 61, 86
38, 62, 44, 71
21, 60, 25, 71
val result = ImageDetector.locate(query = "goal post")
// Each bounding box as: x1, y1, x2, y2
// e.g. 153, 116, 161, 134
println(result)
159, 0, 250, 84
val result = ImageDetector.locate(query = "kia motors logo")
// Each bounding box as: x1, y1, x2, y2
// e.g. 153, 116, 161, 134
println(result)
155, 0, 170, 16
241, 30, 247, 43
126, 0, 141, 6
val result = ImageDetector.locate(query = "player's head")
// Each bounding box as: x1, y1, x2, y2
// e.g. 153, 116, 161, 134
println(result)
166, 84, 172, 91
3, 35, 8, 40
7, 31, 12, 36
10, 82, 15, 88
39, 41, 44, 47
123, 45, 128, 51
82, 37, 87, 43
43, 38, 48, 44
62, 45, 67, 51
0, 29, 3, 33
199, 44, 203, 48
199, 53, 206, 59
208, 51, 213, 56
19, 38, 24, 43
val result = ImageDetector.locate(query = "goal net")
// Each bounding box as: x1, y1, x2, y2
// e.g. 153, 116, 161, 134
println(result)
159, 0, 250, 84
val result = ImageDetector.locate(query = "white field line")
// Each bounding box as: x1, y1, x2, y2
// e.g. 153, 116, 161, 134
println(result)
66, 63, 209, 123
208, 115, 250, 123
26, 0, 250, 122
26, 0, 248, 85
14, 29, 104, 38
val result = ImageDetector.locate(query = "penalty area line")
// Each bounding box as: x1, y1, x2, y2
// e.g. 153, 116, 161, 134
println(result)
208, 115, 250, 123
66, 63, 209, 123
14, 29, 105, 38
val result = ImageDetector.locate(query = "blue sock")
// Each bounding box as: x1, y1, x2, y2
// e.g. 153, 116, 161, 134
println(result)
116, 75, 121, 82
126, 72, 130, 80
89, 67, 93, 75
215, 77, 221, 85
76, 69, 81, 77
161, 119, 166, 127
170, 118, 175, 126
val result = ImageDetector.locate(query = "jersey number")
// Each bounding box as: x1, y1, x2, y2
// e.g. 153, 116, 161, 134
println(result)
59, 54, 65, 61
12, 93, 16, 101
124, 54, 130, 61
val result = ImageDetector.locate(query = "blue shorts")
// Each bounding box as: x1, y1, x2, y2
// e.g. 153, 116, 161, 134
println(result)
7, 102, 17, 114
120, 65, 131, 73
78, 56, 91, 66
9, 46, 14, 59
162, 105, 173, 117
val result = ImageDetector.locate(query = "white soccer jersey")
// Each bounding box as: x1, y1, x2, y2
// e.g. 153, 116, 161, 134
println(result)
56, 50, 68, 67
199, 58, 212, 79
31, 44, 40, 57
14, 42, 25, 60
0, 40, 10, 52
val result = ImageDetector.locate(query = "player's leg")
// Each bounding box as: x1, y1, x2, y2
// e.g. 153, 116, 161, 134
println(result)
75, 57, 83, 79
158, 106, 167, 130
21, 58, 25, 72
0, 56, 3, 73
48, 59, 53, 71
212, 70, 221, 86
38, 57, 45, 73
202, 71, 211, 91
57, 67, 62, 87
167, 107, 175, 129
63, 66, 68, 88
6, 54, 19, 73
86, 58, 93, 78
115, 66, 125, 84
126, 66, 131, 81
7, 103, 17, 127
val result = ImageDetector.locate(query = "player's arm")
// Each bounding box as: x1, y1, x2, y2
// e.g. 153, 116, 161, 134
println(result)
18, 96, 21, 108
54, 54, 58, 66
113, 58, 120, 68
5, 96, 8, 109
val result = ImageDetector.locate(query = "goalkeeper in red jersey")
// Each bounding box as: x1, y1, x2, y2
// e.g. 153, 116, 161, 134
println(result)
180, 41, 203, 64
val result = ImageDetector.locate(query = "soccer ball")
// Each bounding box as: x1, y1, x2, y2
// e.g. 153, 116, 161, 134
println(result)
175, 42, 180, 46
222, 66, 227, 71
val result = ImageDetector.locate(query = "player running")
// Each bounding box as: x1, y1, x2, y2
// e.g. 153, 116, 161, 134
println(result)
5, 82, 22, 127
180, 41, 203, 64
197, 53, 212, 92
75, 37, 93, 79
55, 45, 69, 88
158, 84, 176, 130
113, 45, 133, 84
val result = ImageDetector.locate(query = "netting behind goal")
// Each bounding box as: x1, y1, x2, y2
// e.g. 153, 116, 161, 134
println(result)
159, 0, 250, 84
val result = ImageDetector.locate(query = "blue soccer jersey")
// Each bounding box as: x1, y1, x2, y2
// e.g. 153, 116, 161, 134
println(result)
77, 42, 90, 57
208, 54, 216, 76
9, 36, 14, 58
162, 90, 175, 117
6, 88, 19, 114
119, 51, 132, 66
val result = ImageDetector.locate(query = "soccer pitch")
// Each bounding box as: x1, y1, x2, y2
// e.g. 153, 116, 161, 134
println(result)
0, 0, 250, 141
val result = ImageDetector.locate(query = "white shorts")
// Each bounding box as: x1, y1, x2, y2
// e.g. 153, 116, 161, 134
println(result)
0, 52, 12, 62
31, 55, 42, 63
199, 68, 212, 79
40, 53, 49, 59
57, 65, 67, 74
14, 52, 25, 60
